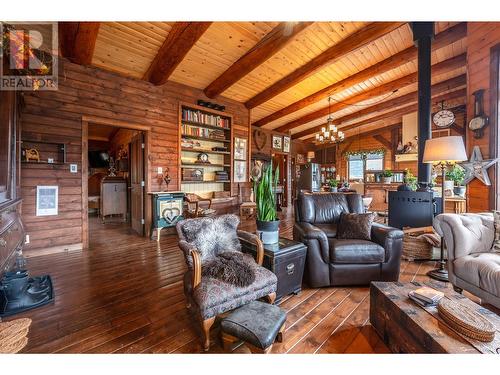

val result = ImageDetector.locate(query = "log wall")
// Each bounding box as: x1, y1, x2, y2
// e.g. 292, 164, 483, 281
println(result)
20, 59, 249, 253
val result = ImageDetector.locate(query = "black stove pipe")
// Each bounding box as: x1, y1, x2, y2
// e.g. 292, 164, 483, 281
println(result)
411, 22, 434, 188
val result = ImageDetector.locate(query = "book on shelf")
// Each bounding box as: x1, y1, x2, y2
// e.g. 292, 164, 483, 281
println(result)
408, 287, 444, 307
181, 125, 227, 140
182, 108, 230, 128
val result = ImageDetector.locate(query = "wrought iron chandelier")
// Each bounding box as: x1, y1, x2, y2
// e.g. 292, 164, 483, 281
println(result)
315, 97, 345, 143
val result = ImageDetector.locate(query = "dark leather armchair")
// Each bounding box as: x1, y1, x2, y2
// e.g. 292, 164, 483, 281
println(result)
293, 192, 403, 287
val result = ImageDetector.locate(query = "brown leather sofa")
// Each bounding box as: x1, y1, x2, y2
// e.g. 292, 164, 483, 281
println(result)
293, 192, 404, 287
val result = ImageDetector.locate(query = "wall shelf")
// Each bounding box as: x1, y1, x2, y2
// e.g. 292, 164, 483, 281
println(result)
181, 162, 230, 168
181, 120, 230, 132
181, 134, 230, 144
181, 147, 230, 155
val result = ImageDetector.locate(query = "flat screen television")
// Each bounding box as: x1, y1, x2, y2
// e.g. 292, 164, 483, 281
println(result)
88, 150, 110, 168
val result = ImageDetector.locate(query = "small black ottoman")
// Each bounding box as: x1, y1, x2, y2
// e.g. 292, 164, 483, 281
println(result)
220, 301, 286, 353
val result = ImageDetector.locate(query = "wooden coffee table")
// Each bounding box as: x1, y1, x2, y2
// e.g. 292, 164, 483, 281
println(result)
370, 281, 500, 353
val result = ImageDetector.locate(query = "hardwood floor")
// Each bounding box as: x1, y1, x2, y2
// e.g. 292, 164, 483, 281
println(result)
7, 208, 470, 353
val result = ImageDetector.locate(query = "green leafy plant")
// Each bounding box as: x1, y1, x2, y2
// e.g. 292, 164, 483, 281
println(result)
254, 163, 279, 222
327, 179, 339, 188
381, 170, 393, 178
446, 164, 466, 186
404, 169, 418, 191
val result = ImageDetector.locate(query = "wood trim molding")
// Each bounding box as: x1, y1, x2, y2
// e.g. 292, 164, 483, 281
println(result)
373, 134, 392, 149
489, 43, 500, 211
279, 55, 466, 134
204, 22, 313, 98
245, 22, 404, 109
252, 23, 467, 127
144, 22, 212, 85
82, 115, 152, 131
82, 120, 89, 250
59, 22, 100, 65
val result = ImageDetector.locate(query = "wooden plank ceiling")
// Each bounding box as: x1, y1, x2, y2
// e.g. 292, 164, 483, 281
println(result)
59, 21, 467, 142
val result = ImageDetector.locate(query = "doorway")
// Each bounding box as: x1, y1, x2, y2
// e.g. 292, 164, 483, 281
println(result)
81, 116, 151, 249
272, 153, 290, 208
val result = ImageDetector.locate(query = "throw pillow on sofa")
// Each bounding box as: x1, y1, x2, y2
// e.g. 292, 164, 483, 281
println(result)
337, 212, 376, 241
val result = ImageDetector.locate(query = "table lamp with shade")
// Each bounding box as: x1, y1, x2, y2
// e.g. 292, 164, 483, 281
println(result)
422, 136, 468, 281
306, 151, 315, 162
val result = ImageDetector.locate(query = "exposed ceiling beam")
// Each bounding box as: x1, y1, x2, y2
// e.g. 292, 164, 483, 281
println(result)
373, 134, 392, 149
253, 22, 467, 127
58, 22, 100, 65
278, 53, 466, 134
144, 22, 212, 85
204, 22, 313, 98
245, 22, 405, 109
300, 88, 466, 141
293, 72, 466, 139
332, 123, 403, 147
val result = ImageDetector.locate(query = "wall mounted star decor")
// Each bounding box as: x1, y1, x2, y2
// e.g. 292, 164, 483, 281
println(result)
459, 146, 499, 186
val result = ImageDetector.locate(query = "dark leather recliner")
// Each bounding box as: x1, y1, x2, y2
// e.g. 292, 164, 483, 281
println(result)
293, 192, 404, 287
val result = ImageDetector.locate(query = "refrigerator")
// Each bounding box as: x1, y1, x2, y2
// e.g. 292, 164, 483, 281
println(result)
296, 163, 321, 194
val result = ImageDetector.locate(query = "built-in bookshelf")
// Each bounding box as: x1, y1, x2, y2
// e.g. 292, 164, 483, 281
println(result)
179, 103, 233, 197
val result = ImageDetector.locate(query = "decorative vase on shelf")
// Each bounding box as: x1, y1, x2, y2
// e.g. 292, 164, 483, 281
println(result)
382, 177, 392, 184
330, 187, 338, 193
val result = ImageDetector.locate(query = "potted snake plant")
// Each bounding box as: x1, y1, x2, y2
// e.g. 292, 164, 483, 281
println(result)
254, 163, 280, 244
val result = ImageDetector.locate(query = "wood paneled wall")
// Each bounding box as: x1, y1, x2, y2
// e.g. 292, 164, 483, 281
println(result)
20, 59, 249, 252
466, 22, 500, 212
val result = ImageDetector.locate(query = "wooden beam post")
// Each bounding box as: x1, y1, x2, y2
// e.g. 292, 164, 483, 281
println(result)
252, 23, 467, 127
144, 22, 212, 85
276, 55, 466, 134
204, 22, 313, 98
291, 74, 466, 140
245, 22, 404, 109
59, 22, 100, 65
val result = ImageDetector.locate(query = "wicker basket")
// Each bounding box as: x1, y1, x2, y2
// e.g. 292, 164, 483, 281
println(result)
402, 231, 434, 260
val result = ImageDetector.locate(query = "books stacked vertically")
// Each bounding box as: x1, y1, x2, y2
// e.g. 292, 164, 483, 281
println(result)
408, 287, 444, 307
181, 125, 227, 141
182, 108, 230, 129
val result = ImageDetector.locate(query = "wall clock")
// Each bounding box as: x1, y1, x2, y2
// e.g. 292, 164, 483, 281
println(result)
468, 89, 489, 139
433, 109, 455, 128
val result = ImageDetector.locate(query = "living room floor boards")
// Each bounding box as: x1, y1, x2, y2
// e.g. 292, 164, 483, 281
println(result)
15, 209, 457, 353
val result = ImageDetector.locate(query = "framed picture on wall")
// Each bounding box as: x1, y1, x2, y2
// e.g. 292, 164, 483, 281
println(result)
36, 185, 58, 216
234, 137, 247, 161
272, 135, 282, 150
234, 160, 247, 183
296, 153, 305, 164
283, 136, 291, 153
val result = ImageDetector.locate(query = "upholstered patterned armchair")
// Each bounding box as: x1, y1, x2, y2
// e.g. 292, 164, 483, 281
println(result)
176, 214, 278, 350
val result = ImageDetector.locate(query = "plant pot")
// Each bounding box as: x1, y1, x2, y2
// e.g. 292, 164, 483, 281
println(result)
256, 220, 280, 245
382, 177, 392, 184
329, 187, 338, 192
453, 185, 466, 198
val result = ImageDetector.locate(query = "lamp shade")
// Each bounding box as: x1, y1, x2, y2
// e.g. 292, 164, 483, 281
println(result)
307, 151, 315, 160
422, 136, 467, 164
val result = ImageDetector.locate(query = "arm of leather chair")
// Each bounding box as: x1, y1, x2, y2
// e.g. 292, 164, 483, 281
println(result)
371, 222, 404, 262
178, 240, 202, 288
294, 222, 330, 262
237, 230, 264, 266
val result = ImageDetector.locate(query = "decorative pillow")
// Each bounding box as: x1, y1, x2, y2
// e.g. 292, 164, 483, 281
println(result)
492, 211, 500, 253
179, 214, 242, 264
336, 212, 376, 241
202, 252, 255, 287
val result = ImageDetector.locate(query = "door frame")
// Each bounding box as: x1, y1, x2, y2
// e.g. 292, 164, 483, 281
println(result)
81, 115, 152, 250
489, 44, 500, 211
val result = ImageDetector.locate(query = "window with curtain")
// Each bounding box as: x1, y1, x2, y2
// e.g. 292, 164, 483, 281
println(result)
348, 152, 384, 180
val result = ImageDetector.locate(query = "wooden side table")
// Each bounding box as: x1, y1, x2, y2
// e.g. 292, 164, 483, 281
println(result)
241, 237, 306, 303
446, 197, 466, 213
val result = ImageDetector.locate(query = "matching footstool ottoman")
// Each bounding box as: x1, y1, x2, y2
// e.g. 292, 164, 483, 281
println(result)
220, 300, 286, 354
